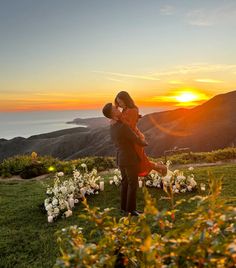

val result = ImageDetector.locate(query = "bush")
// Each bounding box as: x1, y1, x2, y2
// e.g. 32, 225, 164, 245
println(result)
0, 154, 116, 178
157, 147, 236, 165
20, 161, 48, 179
0, 154, 61, 178
0, 155, 32, 177
55, 173, 236, 267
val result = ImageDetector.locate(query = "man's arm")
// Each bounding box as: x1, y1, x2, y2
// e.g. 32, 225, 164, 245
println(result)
123, 124, 148, 146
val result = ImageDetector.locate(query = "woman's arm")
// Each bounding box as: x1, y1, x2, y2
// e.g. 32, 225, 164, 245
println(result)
118, 108, 139, 129
123, 124, 148, 146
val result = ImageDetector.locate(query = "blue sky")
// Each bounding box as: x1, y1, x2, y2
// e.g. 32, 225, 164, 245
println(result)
0, 0, 236, 111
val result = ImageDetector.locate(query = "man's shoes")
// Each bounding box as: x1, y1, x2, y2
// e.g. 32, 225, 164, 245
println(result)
120, 209, 126, 216
130, 210, 142, 216
121, 210, 143, 217
136, 210, 143, 214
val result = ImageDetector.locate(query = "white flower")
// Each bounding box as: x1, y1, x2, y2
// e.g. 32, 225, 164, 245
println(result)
45, 204, 53, 211
52, 198, 58, 206
68, 198, 75, 209
74, 199, 79, 204
60, 186, 67, 194
187, 185, 192, 191
180, 188, 187, 193
57, 172, 64, 177
48, 215, 54, 223
53, 188, 59, 195
187, 176, 197, 188
65, 210, 73, 218
73, 170, 81, 178
46, 189, 52, 195
80, 187, 86, 197
104, 208, 111, 212
81, 163, 87, 168
54, 207, 60, 214
69, 185, 75, 192
177, 175, 185, 181
174, 189, 179, 193
146, 180, 152, 186
188, 167, 194, 171
92, 168, 97, 175
153, 179, 159, 187
44, 199, 50, 207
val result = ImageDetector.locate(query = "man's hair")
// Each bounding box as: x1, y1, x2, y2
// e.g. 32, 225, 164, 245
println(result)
102, 103, 113, 119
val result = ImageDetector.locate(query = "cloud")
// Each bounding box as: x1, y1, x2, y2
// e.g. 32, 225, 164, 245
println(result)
106, 77, 124, 83
160, 5, 176, 16
195, 79, 223, 83
186, 4, 236, 26
168, 80, 184, 84
149, 63, 236, 77
93, 71, 160, 81
94, 64, 236, 85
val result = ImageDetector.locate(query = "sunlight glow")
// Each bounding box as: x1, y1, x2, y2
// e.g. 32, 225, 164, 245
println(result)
175, 92, 198, 103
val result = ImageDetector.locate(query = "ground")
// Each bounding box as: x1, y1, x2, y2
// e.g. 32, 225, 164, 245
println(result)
0, 163, 235, 268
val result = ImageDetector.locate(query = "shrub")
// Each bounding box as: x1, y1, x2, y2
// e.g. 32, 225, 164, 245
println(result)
20, 161, 48, 179
159, 147, 236, 165
55, 173, 236, 267
0, 154, 60, 178
0, 155, 32, 177
0, 154, 116, 178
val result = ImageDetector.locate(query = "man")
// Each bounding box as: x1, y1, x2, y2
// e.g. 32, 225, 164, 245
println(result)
102, 103, 147, 216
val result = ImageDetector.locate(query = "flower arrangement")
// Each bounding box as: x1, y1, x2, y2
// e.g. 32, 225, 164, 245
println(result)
109, 161, 198, 193
44, 164, 102, 222
109, 168, 122, 186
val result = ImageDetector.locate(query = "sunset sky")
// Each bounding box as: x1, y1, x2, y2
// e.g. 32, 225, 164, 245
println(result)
0, 0, 236, 112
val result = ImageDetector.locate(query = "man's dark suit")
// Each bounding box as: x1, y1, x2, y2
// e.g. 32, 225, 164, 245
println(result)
110, 121, 146, 213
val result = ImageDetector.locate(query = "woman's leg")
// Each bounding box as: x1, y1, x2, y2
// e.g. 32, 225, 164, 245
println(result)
150, 161, 167, 176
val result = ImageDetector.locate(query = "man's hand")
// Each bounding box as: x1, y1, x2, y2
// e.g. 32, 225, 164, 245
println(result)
141, 139, 148, 146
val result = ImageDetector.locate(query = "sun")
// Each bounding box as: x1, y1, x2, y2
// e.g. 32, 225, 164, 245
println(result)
175, 92, 198, 103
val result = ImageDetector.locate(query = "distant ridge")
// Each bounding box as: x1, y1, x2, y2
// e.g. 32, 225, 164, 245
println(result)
0, 90, 236, 161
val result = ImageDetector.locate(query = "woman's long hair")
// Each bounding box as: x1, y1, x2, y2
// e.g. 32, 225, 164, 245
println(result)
115, 91, 138, 109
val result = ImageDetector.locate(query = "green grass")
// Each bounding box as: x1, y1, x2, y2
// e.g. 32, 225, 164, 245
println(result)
0, 164, 236, 268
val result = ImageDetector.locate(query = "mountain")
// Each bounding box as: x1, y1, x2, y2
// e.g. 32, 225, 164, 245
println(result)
67, 117, 108, 128
138, 90, 236, 155
0, 90, 236, 161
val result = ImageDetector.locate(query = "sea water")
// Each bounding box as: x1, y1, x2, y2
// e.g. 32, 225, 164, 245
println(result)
0, 107, 165, 140
0, 109, 101, 140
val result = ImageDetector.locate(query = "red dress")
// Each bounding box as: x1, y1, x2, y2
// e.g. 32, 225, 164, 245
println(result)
118, 108, 154, 177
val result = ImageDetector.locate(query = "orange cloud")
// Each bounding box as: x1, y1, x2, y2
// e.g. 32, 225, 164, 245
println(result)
140, 89, 210, 108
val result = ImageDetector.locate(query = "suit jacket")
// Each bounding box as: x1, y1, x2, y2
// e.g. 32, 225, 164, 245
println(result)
110, 121, 146, 167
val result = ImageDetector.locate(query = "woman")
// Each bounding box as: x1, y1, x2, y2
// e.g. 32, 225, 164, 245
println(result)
115, 91, 167, 177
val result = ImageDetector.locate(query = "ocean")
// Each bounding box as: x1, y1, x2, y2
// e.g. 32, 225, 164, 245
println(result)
0, 107, 165, 140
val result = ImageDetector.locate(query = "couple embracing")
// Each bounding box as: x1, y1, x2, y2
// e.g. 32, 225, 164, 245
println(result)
102, 91, 167, 216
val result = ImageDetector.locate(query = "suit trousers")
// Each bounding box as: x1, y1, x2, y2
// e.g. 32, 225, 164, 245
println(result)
119, 165, 139, 212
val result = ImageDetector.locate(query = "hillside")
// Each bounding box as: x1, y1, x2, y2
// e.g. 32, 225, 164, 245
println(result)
140, 90, 236, 155
0, 90, 236, 161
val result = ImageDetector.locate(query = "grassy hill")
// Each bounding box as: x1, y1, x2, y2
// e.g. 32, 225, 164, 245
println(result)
0, 164, 235, 267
